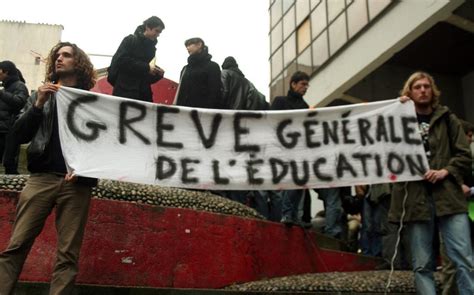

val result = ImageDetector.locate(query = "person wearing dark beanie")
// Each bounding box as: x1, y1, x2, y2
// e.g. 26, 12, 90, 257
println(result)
220, 56, 268, 110
218, 56, 271, 216
222, 56, 238, 70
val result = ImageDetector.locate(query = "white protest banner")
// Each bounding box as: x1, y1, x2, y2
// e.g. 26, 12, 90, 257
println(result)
56, 87, 428, 190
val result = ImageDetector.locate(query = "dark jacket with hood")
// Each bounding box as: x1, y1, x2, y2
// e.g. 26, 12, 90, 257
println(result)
271, 89, 309, 110
176, 48, 223, 109
0, 74, 28, 133
388, 105, 472, 222
221, 57, 269, 110
110, 25, 162, 102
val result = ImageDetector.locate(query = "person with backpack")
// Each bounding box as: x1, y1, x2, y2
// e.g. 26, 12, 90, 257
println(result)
392, 71, 473, 294
108, 16, 165, 102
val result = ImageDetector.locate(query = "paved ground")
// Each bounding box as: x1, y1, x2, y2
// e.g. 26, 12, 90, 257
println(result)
16, 281, 418, 295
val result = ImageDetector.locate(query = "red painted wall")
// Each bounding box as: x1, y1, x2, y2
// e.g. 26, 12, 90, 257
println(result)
0, 192, 377, 288
90, 76, 178, 105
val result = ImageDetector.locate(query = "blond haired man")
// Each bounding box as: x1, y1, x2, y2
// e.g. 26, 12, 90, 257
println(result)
391, 71, 473, 294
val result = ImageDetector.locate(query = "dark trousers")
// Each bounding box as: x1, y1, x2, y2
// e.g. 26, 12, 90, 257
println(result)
248, 190, 282, 221
0, 131, 21, 174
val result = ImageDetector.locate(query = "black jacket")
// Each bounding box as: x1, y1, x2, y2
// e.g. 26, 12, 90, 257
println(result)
221, 67, 250, 110
13, 91, 97, 186
270, 90, 309, 110
221, 67, 269, 110
110, 25, 162, 102
176, 50, 223, 109
246, 84, 270, 111
0, 75, 28, 133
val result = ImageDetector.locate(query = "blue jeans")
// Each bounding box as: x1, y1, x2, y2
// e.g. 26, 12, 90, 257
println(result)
407, 209, 474, 295
360, 197, 384, 256
281, 189, 305, 221
317, 188, 343, 238
254, 190, 282, 222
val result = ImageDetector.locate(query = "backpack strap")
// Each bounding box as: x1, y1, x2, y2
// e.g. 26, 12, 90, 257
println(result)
444, 110, 454, 155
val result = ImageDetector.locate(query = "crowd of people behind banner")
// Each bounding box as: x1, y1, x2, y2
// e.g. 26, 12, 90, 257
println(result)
0, 15, 473, 295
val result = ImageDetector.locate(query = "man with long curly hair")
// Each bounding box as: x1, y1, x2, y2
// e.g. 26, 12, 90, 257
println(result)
0, 42, 97, 294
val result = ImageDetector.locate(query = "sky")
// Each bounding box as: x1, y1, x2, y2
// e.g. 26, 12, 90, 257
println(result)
0, 0, 270, 97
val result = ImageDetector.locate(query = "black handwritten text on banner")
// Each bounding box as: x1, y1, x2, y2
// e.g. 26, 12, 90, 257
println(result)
56, 87, 428, 190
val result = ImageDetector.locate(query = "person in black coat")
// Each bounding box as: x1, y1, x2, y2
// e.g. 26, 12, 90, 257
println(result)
271, 71, 312, 227
221, 56, 251, 110
271, 71, 311, 110
175, 38, 223, 109
109, 16, 165, 102
221, 56, 269, 110
0, 60, 28, 174
219, 56, 274, 218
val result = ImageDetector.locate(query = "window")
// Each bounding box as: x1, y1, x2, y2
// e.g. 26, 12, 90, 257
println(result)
283, 6, 295, 39
269, 0, 394, 85
311, 0, 322, 10
311, 0, 327, 39
368, 0, 392, 20
271, 47, 283, 79
328, 13, 347, 55
312, 30, 329, 70
271, 0, 283, 28
271, 20, 283, 54
296, 0, 310, 26
297, 46, 312, 74
282, 0, 294, 14
347, 0, 368, 38
297, 18, 311, 54
327, 0, 346, 23
283, 33, 297, 67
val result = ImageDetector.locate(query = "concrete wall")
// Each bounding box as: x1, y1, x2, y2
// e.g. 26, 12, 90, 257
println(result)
345, 64, 412, 102
0, 21, 62, 92
0, 192, 379, 289
345, 64, 471, 122
305, 0, 465, 107
462, 71, 474, 123
435, 73, 464, 119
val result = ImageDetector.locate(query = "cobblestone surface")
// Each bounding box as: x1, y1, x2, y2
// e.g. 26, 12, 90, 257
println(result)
0, 175, 263, 220
226, 270, 443, 293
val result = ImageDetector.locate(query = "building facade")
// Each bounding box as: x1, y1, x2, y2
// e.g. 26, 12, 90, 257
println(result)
269, 0, 474, 122
0, 20, 63, 92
